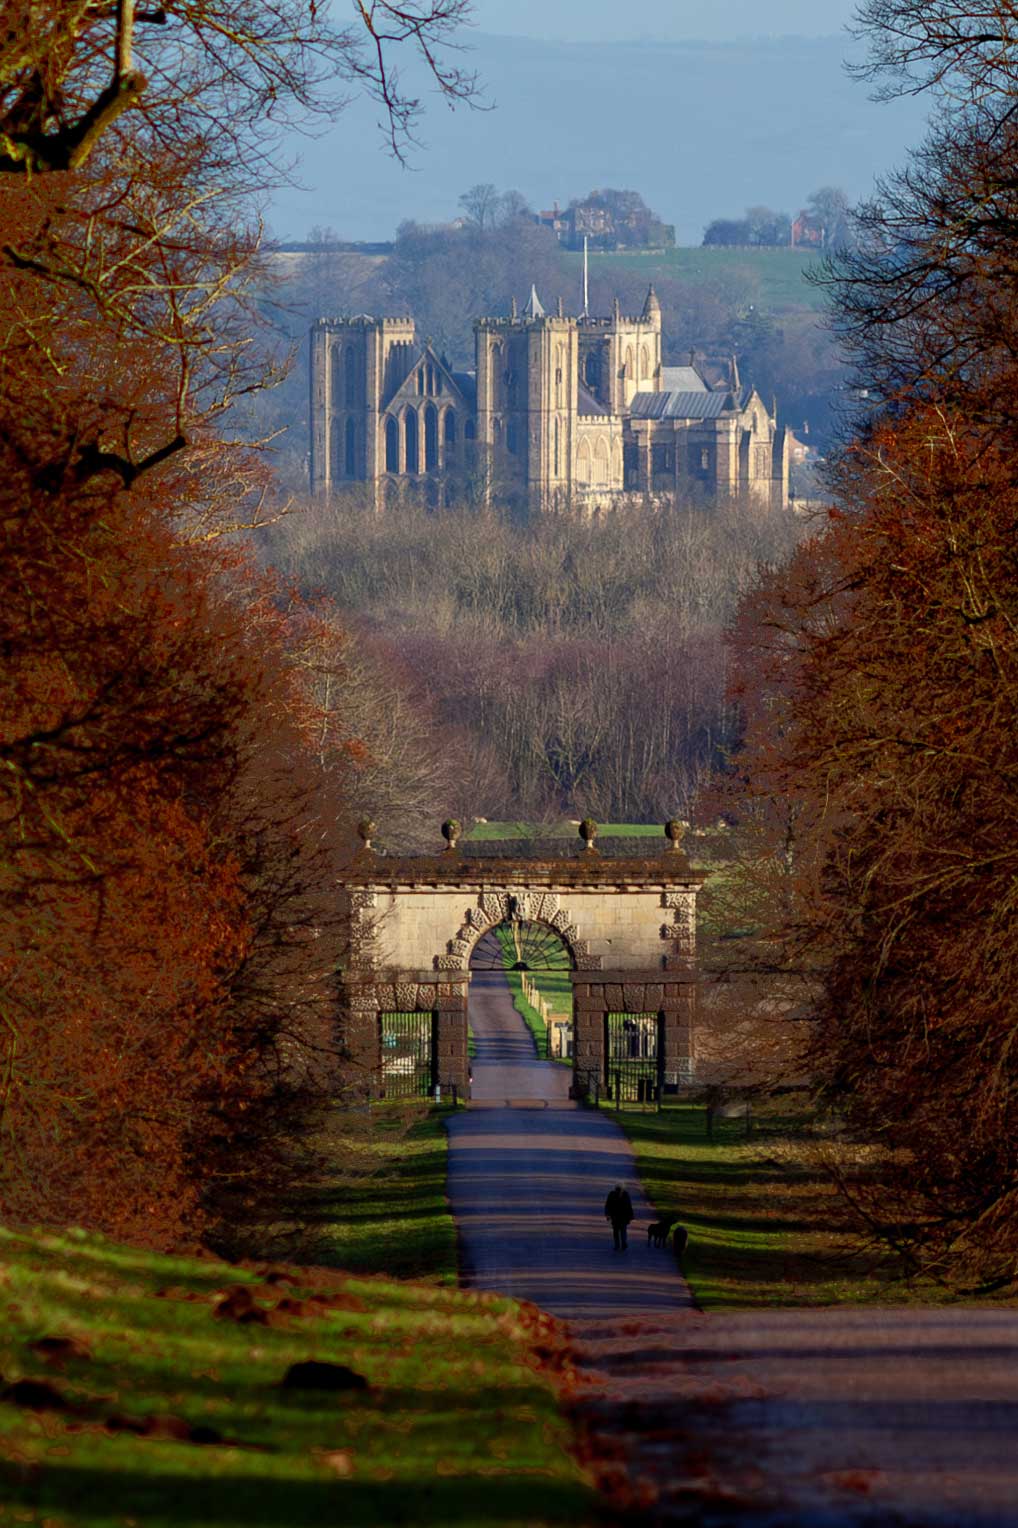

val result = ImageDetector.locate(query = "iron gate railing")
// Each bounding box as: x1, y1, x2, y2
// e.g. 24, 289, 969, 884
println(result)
379, 1011, 436, 1098
604, 1012, 662, 1104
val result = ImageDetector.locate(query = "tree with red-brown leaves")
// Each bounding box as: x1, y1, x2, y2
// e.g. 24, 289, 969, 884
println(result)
715, 0, 1018, 1287
726, 407, 1018, 1286
0, 3, 476, 1246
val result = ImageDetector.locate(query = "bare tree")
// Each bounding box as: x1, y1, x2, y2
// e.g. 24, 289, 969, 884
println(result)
458, 182, 503, 231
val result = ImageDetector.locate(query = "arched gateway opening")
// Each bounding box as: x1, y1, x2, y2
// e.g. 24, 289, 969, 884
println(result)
470, 918, 575, 1076
339, 827, 703, 1104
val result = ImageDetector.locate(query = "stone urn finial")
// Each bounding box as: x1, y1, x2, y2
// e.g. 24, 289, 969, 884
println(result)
442, 819, 462, 852
357, 819, 376, 851
578, 818, 598, 852
664, 820, 685, 852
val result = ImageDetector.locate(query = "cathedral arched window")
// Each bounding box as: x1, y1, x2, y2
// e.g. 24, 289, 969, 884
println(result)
584, 352, 598, 391
444, 411, 457, 448
405, 408, 419, 472
465, 418, 476, 442
640, 345, 649, 379
624, 346, 634, 380
417, 367, 425, 396
385, 416, 399, 472
344, 345, 357, 405
507, 420, 519, 456
345, 417, 356, 477
425, 404, 438, 471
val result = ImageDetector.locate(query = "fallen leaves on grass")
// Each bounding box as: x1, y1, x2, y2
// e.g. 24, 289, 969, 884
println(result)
280, 1360, 368, 1392
2, 1378, 70, 1412
28, 1337, 91, 1368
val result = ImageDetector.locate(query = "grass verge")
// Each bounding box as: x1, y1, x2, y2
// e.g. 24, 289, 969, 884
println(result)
302, 1105, 458, 1283
0, 1225, 600, 1528
610, 1100, 966, 1310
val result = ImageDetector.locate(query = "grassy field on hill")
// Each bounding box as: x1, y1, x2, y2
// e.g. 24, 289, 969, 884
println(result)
0, 1222, 598, 1528
466, 821, 668, 841
572, 246, 826, 312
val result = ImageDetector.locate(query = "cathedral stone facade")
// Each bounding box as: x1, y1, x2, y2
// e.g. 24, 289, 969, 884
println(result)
309, 286, 792, 510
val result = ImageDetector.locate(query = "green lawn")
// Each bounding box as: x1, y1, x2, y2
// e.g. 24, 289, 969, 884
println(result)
467, 821, 667, 841
565, 246, 827, 312
303, 1106, 459, 1283
611, 1101, 966, 1310
0, 1223, 599, 1528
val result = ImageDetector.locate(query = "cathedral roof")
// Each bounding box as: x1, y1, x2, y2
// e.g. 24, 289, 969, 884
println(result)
451, 370, 477, 406
631, 389, 749, 420
577, 382, 609, 416
660, 365, 708, 393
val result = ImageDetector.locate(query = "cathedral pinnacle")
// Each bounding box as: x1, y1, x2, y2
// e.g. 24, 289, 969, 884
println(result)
522, 283, 546, 319
641, 284, 661, 322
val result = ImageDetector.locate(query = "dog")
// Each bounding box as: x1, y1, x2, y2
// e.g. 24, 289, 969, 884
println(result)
647, 1220, 689, 1260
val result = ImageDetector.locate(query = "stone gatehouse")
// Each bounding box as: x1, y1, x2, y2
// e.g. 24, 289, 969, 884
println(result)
339, 834, 704, 1101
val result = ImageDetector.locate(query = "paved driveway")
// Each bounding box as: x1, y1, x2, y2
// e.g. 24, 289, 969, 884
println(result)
446, 968, 691, 1319
447, 969, 1018, 1525
576, 1306, 1018, 1526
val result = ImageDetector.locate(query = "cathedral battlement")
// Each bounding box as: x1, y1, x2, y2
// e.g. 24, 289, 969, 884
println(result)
309, 285, 791, 511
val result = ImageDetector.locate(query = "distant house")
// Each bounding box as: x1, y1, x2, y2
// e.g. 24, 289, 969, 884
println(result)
537, 191, 675, 252
791, 212, 825, 248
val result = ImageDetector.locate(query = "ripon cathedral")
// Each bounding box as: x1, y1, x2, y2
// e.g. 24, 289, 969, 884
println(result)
309, 285, 794, 510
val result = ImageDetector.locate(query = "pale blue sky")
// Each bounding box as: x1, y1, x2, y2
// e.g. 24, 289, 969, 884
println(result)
269, 2, 919, 243
467, 0, 858, 43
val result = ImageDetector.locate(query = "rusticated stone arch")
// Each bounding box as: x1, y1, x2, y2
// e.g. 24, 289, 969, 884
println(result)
434, 890, 603, 973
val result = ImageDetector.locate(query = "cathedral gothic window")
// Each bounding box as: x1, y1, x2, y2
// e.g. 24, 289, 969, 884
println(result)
425, 405, 438, 471
405, 408, 419, 472
344, 346, 356, 405
385, 417, 399, 472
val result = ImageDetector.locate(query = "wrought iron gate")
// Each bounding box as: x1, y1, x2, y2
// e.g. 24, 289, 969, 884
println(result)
604, 1012, 662, 1104
379, 1011, 435, 1098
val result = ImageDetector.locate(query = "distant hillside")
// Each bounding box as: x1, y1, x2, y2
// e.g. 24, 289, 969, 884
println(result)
269, 31, 929, 245
577, 247, 827, 313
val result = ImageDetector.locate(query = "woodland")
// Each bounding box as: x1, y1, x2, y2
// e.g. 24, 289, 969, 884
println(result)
0, 0, 476, 1248
260, 495, 804, 833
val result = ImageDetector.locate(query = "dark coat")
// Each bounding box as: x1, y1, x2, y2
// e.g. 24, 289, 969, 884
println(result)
604, 1188, 634, 1226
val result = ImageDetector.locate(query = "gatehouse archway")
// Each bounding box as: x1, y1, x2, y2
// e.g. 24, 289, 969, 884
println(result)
470, 916, 575, 1065
339, 827, 704, 1102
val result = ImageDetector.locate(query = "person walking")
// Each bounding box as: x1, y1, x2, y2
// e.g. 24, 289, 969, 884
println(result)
604, 1183, 634, 1250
